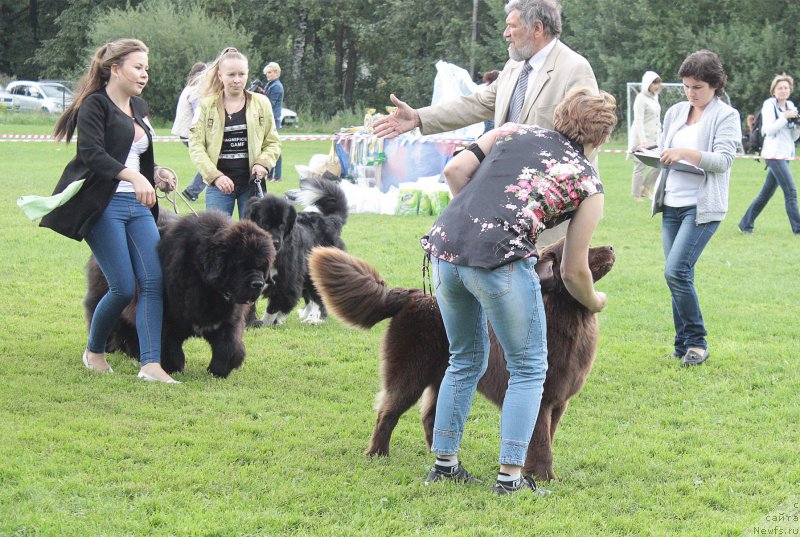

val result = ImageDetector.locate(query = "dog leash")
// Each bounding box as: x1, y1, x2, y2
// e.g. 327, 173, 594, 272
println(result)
251, 173, 266, 199
155, 166, 198, 215
422, 254, 434, 297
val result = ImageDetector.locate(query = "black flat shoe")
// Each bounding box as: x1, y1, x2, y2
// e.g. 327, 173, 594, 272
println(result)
681, 349, 709, 367
424, 463, 482, 485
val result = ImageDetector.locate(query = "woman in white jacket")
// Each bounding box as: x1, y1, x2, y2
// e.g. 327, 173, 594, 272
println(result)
629, 71, 662, 201
738, 73, 800, 234
171, 62, 206, 201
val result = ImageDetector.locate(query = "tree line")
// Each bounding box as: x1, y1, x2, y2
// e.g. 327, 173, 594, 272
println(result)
2, 0, 799, 127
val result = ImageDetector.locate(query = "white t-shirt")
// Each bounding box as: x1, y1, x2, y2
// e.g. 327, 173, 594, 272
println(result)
116, 133, 150, 193
664, 122, 703, 207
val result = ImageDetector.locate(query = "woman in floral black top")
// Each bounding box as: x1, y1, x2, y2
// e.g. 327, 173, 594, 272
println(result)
420, 88, 617, 495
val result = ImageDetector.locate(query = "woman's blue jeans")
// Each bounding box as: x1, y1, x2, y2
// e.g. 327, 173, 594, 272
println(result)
738, 159, 800, 234
661, 205, 719, 355
85, 193, 163, 365
205, 183, 252, 220
431, 257, 548, 467
268, 124, 282, 180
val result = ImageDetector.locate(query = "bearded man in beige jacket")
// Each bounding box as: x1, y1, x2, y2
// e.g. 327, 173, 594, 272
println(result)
374, 0, 598, 243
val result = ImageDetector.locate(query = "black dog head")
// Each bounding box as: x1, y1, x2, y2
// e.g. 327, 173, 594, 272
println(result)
198, 220, 276, 304
244, 195, 297, 253
535, 237, 615, 295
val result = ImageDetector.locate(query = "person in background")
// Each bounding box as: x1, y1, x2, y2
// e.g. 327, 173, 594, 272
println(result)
41, 38, 179, 383
480, 69, 501, 133
263, 62, 284, 182
651, 50, 740, 367
738, 73, 800, 235
629, 71, 662, 201
189, 47, 281, 219
171, 61, 207, 202
420, 88, 616, 495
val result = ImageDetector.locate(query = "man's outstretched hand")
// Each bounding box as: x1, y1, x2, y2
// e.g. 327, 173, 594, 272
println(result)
372, 94, 420, 139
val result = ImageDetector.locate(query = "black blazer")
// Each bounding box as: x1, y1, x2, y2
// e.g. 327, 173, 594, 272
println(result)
40, 89, 159, 241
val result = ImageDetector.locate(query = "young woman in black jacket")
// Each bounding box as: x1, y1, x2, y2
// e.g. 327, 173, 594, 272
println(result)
41, 38, 178, 383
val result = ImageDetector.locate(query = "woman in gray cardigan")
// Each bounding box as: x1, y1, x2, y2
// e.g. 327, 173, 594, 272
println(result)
651, 50, 741, 367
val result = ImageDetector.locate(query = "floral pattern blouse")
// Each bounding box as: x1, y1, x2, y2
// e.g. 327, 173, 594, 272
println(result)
421, 123, 603, 270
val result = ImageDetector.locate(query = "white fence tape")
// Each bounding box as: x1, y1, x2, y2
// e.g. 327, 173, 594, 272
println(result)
0, 133, 797, 160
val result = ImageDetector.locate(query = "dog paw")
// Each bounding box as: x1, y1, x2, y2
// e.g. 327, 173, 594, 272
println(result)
261, 311, 283, 326
297, 302, 312, 320
527, 463, 558, 482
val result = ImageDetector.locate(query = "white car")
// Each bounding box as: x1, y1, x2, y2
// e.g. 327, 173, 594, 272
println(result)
280, 107, 297, 127
4, 81, 74, 114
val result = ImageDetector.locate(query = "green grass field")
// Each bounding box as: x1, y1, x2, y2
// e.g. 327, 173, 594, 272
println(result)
1, 125, 799, 536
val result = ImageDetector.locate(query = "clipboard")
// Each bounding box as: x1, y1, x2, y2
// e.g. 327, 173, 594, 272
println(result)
633, 150, 705, 176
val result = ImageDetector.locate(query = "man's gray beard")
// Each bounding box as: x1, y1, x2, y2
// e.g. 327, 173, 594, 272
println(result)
508, 42, 534, 62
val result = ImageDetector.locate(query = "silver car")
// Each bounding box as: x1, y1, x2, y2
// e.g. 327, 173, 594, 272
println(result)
4, 81, 74, 114
280, 107, 297, 126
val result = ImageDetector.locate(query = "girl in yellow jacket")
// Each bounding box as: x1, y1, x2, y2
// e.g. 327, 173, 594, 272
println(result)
189, 47, 281, 218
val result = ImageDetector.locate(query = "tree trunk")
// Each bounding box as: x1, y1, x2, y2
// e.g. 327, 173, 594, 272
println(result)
343, 34, 357, 108
334, 23, 344, 98
291, 7, 308, 83
29, 0, 39, 41
470, 0, 479, 78
312, 27, 323, 60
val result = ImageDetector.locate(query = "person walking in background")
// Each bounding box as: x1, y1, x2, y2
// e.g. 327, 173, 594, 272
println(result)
189, 47, 280, 219
373, 0, 598, 245
420, 88, 617, 495
738, 73, 800, 235
651, 50, 741, 368
263, 62, 284, 182
171, 61, 207, 202
629, 71, 662, 201
40, 38, 178, 383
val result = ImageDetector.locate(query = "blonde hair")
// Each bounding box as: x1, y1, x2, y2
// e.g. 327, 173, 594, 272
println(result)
54, 38, 148, 142
770, 73, 794, 96
552, 88, 618, 147
200, 47, 248, 97
263, 62, 281, 76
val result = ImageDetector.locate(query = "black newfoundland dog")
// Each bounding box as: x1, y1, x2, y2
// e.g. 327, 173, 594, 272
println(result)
244, 176, 348, 327
84, 211, 275, 378
308, 239, 615, 481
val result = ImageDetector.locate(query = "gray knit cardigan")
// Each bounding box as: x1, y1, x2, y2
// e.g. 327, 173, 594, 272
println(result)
651, 97, 741, 224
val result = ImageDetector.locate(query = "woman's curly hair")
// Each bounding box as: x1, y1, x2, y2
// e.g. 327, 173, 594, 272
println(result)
553, 87, 618, 147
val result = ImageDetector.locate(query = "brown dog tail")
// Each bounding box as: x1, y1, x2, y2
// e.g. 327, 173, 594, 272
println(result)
308, 247, 413, 329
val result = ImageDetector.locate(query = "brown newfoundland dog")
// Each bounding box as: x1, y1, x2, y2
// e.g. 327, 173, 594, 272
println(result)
84, 211, 275, 378
308, 239, 615, 480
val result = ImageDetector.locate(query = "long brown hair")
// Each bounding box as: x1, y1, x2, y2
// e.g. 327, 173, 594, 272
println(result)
54, 39, 149, 142
200, 47, 248, 98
